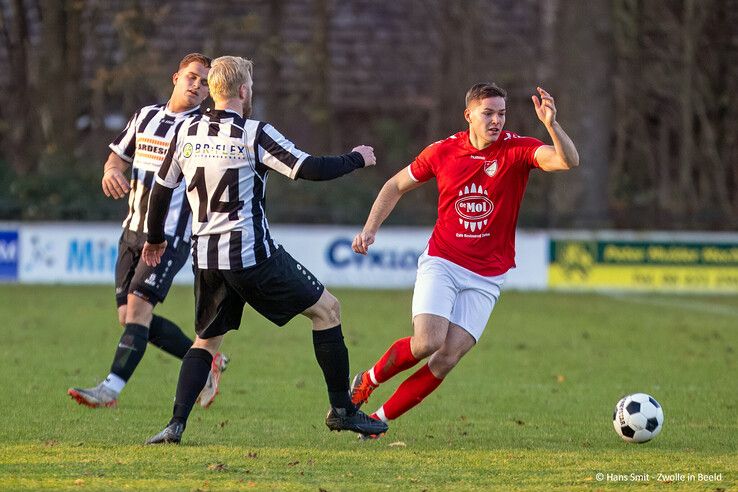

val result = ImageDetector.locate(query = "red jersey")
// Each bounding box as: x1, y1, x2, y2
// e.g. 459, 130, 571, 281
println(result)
408, 130, 544, 276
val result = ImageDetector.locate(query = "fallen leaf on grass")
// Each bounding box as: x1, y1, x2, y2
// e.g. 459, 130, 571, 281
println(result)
207, 463, 227, 471
388, 441, 406, 447
288, 460, 299, 466
73, 479, 84, 486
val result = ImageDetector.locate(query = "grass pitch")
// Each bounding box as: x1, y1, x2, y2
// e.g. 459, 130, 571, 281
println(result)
0, 285, 736, 491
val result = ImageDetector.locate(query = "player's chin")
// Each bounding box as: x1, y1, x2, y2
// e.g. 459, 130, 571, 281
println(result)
185, 91, 200, 102
487, 131, 500, 141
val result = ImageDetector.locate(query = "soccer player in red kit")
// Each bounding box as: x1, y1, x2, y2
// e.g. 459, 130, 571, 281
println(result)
350, 83, 579, 437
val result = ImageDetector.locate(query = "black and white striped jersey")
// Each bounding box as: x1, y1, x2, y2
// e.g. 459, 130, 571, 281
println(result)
156, 108, 309, 270
109, 103, 201, 242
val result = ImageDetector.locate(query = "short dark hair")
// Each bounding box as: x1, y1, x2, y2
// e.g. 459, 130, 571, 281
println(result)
178, 52, 212, 70
465, 83, 507, 107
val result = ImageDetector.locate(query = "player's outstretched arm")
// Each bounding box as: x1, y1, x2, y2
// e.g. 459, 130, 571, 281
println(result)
531, 87, 580, 172
352, 168, 422, 255
296, 145, 376, 181
101, 152, 131, 198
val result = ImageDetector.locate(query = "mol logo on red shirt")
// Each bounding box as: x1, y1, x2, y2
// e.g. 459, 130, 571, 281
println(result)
454, 183, 493, 232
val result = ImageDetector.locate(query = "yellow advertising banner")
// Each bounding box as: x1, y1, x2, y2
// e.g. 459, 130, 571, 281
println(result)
548, 240, 738, 292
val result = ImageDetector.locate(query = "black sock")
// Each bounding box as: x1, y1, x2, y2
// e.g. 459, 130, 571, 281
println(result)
148, 315, 193, 359
312, 325, 353, 410
170, 348, 213, 426
110, 323, 149, 382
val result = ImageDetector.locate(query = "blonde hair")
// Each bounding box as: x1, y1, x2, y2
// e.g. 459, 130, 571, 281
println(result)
208, 56, 254, 100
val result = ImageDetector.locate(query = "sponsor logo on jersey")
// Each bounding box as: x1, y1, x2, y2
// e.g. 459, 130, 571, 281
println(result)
454, 183, 493, 232
137, 143, 168, 154
183, 143, 193, 157
191, 143, 247, 159
136, 137, 170, 162
144, 273, 157, 286
484, 160, 498, 177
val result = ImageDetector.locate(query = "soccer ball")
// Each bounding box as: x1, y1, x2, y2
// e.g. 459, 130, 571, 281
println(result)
612, 393, 664, 443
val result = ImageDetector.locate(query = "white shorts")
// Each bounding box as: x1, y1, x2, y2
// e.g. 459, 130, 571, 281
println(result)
411, 252, 506, 342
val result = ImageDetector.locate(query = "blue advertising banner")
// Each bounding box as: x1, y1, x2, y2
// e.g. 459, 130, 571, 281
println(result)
0, 230, 19, 281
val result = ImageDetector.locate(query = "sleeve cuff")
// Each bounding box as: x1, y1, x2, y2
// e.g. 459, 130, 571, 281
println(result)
108, 144, 133, 163
289, 153, 309, 180
147, 232, 166, 245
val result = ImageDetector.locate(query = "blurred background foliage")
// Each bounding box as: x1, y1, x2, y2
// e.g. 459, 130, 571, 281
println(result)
0, 0, 736, 229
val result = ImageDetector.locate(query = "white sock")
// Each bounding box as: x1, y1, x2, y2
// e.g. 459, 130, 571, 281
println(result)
102, 373, 125, 394
375, 406, 388, 423
368, 367, 379, 386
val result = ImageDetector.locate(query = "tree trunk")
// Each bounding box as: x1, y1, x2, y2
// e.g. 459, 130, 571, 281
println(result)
550, 0, 613, 227
0, 0, 41, 175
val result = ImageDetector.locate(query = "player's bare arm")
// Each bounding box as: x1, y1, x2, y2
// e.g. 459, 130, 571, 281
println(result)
352, 168, 423, 255
102, 152, 131, 199
531, 87, 580, 172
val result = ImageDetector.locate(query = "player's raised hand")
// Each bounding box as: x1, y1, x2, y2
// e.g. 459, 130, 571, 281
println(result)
142, 240, 167, 267
352, 230, 376, 255
352, 145, 376, 167
102, 168, 131, 199
532, 86, 557, 127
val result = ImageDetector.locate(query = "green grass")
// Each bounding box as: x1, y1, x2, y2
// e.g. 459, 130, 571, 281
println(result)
0, 285, 736, 490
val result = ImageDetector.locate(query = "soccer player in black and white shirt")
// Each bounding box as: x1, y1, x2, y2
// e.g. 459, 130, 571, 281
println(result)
68, 53, 227, 409
141, 55, 388, 443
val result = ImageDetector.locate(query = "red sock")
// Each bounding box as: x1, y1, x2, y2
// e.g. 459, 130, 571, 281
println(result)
371, 337, 419, 384
380, 363, 443, 420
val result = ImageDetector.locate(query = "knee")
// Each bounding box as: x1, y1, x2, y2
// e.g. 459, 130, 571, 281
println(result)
410, 336, 444, 360
310, 291, 341, 327
325, 292, 341, 321
117, 307, 127, 327
192, 335, 223, 356
429, 350, 462, 378
125, 295, 153, 325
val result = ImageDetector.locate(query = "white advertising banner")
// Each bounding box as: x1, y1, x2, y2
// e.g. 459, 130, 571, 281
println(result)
18, 223, 136, 284
8, 222, 548, 289
272, 225, 429, 288
272, 226, 548, 290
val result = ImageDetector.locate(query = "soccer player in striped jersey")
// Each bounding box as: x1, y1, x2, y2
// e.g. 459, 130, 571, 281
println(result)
141, 55, 388, 444
68, 53, 228, 410
350, 83, 579, 438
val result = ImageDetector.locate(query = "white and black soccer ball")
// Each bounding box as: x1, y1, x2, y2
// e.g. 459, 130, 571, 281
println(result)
612, 393, 664, 443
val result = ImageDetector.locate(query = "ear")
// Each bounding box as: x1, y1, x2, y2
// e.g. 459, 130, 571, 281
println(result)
239, 83, 248, 99
172, 71, 180, 86
464, 107, 472, 124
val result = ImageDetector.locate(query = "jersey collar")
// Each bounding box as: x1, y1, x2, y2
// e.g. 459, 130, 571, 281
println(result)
205, 108, 242, 120
163, 103, 201, 117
